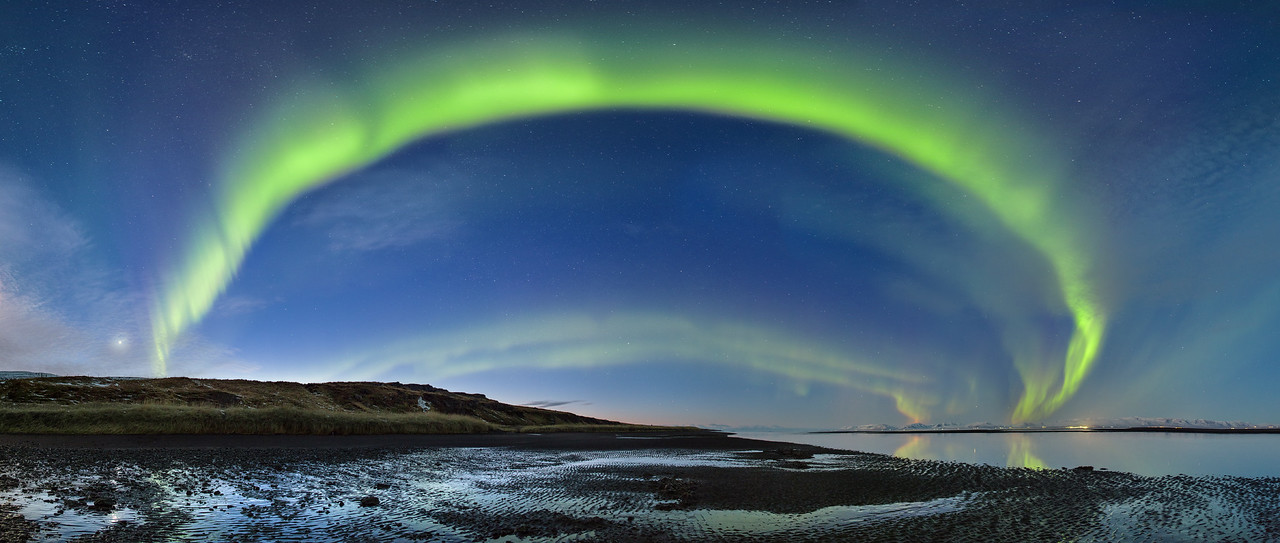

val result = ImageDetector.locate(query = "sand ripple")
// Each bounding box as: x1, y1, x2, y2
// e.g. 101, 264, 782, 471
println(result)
0, 440, 1277, 541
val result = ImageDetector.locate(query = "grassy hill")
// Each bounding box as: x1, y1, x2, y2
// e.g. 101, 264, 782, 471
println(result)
0, 376, 673, 435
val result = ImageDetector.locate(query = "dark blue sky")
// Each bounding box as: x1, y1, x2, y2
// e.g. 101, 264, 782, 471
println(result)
3, 1, 1279, 427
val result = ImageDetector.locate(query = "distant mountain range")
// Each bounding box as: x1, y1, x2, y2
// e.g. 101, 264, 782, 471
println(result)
843, 417, 1280, 432
0, 371, 58, 380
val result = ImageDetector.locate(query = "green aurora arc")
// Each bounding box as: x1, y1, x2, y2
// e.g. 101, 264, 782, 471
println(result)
151, 26, 1106, 423
315, 311, 942, 422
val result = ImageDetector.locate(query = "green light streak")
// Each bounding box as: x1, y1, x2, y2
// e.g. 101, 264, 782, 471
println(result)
1006, 434, 1048, 470
152, 26, 1105, 421
893, 436, 933, 460
892, 434, 1046, 471
315, 310, 938, 421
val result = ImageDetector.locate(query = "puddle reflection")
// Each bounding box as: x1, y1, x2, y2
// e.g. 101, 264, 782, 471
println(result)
3, 444, 1278, 541
1, 448, 967, 542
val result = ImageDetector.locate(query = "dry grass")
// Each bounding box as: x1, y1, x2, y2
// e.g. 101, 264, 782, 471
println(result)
0, 403, 499, 435
0, 376, 687, 435
0, 376, 629, 424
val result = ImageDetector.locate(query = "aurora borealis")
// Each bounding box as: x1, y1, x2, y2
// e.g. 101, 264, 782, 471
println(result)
151, 22, 1102, 423
3, 2, 1279, 427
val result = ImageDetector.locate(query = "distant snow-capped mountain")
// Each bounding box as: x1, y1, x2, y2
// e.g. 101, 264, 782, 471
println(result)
0, 371, 58, 380
1063, 417, 1277, 430
838, 417, 1279, 432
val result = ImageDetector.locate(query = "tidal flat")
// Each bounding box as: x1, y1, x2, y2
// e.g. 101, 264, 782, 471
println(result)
1, 432, 1278, 542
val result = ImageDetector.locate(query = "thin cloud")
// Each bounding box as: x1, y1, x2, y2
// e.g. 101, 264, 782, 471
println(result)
0, 168, 244, 377
212, 295, 274, 317
294, 168, 460, 252
0, 173, 95, 372
0, 169, 87, 263
523, 400, 589, 409
0, 282, 78, 368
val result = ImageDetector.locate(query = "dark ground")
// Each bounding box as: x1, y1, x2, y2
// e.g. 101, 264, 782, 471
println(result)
0, 429, 757, 451
1, 431, 1279, 542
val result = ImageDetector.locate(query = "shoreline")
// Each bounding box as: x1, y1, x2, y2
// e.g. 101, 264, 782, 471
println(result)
4, 430, 1278, 541
0, 429, 834, 453
818, 427, 1280, 435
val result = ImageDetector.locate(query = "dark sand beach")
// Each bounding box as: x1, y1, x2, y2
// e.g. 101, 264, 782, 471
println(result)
2, 431, 1279, 542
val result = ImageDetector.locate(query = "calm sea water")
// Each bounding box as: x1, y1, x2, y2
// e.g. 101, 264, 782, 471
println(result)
738, 431, 1280, 478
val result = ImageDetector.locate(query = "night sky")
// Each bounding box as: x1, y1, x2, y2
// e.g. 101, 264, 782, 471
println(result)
3, 2, 1279, 428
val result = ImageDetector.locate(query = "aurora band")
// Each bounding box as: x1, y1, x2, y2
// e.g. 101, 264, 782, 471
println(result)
151, 27, 1105, 422
317, 310, 940, 422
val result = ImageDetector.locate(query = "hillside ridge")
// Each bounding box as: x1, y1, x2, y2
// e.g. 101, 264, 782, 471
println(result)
0, 375, 660, 434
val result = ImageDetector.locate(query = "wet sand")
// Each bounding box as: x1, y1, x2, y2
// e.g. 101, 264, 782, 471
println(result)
1, 431, 1278, 541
